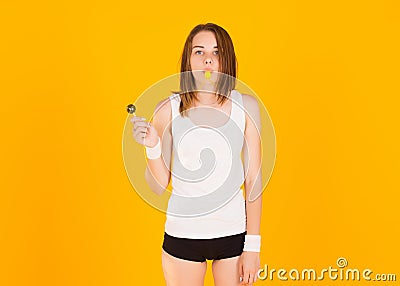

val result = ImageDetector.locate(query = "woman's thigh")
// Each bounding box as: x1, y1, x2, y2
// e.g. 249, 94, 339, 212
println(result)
212, 255, 242, 286
161, 249, 207, 286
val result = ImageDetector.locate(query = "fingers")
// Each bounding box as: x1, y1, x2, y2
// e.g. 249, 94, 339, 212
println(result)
132, 120, 148, 127
239, 260, 244, 284
130, 116, 146, 123
133, 124, 149, 137
239, 259, 257, 285
131, 116, 150, 145
131, 116, 147, 130
249, 273, 255, 284
133, 122, 149, 134
243, 270, 251, 285
133, 130, 146, 145
242, 270, 258, 285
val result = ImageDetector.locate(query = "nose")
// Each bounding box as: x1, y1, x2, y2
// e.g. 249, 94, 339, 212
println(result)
204, 57, 213, 65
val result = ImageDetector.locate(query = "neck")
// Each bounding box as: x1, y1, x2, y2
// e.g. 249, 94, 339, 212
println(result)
195, 92, 220, 106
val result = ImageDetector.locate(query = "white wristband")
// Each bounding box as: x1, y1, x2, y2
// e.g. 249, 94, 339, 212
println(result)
145, 137, 161, 159
243, 234, 261, 252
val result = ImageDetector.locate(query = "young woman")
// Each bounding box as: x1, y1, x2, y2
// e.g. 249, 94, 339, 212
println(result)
132, 23, 263, 286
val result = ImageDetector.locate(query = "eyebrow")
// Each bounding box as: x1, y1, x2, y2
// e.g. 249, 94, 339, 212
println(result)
192, 45, 218, 49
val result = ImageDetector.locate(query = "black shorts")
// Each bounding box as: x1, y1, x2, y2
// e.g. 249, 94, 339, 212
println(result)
162, 231, 246, 262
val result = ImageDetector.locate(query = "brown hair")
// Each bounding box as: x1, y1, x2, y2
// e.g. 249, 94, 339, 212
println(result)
177, 23, 237, 116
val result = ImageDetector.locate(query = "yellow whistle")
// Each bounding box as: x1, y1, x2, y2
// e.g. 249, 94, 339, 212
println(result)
205, 71, 211, 80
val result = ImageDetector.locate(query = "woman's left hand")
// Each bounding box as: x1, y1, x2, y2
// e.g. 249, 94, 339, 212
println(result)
238, 251, 260, 285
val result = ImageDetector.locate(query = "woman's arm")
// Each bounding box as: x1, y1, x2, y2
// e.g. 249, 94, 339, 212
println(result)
238, 93, 262, 285
145, 98, 173, 195
242, 94, 263, 235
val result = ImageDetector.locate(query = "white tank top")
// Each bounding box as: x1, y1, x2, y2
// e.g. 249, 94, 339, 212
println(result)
164, 89, 247, 239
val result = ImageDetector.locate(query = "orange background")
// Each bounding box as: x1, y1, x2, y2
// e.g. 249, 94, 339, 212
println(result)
1, 0, 399, 285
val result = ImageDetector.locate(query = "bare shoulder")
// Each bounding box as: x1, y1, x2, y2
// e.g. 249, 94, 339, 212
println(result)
153, 97, 172, 123
240, 93, 261, 133
241, 93, 260, 116
151, 97, 173, 138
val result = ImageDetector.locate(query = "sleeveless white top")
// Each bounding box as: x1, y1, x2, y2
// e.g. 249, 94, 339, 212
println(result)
164, 89, 247, 239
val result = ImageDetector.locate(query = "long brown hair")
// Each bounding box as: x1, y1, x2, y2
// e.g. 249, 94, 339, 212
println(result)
177, 23, 237, 116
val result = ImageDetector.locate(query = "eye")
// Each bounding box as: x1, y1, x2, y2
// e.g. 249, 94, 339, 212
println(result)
213, 50, 219, 55
194, 50, 203, 55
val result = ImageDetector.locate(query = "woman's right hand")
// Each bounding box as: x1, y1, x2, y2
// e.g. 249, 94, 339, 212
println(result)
130, 116, 160, 148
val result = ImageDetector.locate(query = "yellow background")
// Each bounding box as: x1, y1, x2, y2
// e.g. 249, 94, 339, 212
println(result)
1, 0, 399, 285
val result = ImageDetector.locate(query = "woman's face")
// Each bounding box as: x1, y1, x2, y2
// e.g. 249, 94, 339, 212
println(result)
190, 31, 219, 73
